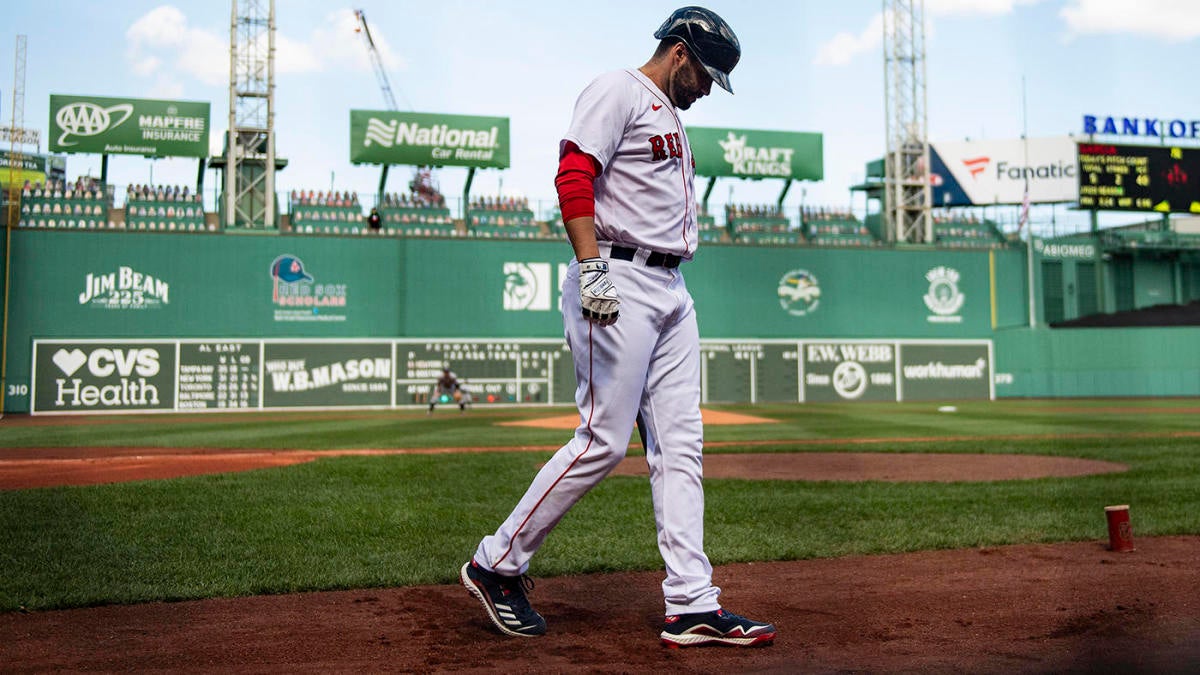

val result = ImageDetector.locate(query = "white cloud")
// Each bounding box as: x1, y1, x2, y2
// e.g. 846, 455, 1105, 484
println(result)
309, 9, 406, 74
147, 78, 185, 100
815, 12, 885, 66
926, 0, 1040, 16
276, 32, 321, 74
126, 5, 226, 86
126, 5, 188, 48
131, 55, 161, 77
1061, 0, 1200, 41
814, 0, 1046, 66
125, 6, 406, 89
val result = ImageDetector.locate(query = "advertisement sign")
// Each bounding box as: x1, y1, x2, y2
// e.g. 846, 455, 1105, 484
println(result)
803, 342, 897, 402
269, 254, 351, 323
928, 136, 1077, 206
350, 110, 510, 168
49, 94, 210, 157
1034, 239, 1097, 260
262, 342, 393, 408
32, 340, 177, 413
1, 151, 65, 187
899, 343, 992, 401
1082, 114, 1200, 141
687, 126, 823, 181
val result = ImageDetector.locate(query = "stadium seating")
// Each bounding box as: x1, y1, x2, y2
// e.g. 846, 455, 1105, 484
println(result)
17, 179, 112, 230
125, 184, 211, 232
697, 204, 728, 243
468, 195, 541, 239
288, 190, 369, 235
803, 207, 876, 247
931, 215, 1006, 248
727, 203, 803, 246
374, 191, 456, 237
1101, 228, 1198, 250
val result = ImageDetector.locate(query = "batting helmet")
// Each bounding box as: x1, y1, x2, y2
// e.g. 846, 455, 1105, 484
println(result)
654, 6, 741, 94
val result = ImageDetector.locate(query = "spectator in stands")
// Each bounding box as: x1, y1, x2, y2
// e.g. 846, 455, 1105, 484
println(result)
368, 207, 382, 231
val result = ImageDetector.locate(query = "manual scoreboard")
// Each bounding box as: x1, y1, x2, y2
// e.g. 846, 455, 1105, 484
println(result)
1077, 143, 1200, 213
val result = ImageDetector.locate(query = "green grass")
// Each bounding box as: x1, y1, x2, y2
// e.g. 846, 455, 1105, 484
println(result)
1, 400, 1198, 611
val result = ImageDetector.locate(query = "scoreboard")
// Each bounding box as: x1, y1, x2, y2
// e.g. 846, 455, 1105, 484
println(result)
31, 337, 993, 414
1077, 143, 1200, 213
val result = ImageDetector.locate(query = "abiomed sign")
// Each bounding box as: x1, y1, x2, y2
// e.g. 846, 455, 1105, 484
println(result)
49, 94, 210, 158
350, 110, 510, 169
687, 126, 823, 181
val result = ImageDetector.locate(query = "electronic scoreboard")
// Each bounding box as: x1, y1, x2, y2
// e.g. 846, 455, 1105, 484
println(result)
1077, 143, 1200, 213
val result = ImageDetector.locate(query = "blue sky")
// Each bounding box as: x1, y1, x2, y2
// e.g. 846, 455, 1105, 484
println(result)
3, 1, 1198, 230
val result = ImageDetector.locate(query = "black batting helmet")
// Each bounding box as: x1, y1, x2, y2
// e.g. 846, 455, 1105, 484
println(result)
654, 6, 741, 94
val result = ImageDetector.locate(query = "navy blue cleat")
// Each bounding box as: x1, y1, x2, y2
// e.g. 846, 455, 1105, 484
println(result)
460, 560, 547, 637
660, 608, 776, 647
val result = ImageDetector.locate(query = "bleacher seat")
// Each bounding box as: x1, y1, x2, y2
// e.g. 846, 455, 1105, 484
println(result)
374, 192, 456, 237
698, 206, 727, 243
125, 184, 210, 232
727, 204, 802, 246
802, 207, 876, 247
468, 196, 541, 239
288, 190, 368, 235
932, 219, 1006, 248
18, 180, 109, 230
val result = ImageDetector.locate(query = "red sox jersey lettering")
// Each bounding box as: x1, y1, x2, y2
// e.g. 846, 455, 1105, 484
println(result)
558, 68, 697, 258
648, 132, 683, 161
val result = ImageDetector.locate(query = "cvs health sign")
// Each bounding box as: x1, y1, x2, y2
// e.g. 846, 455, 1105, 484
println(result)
32, 340, 176, 414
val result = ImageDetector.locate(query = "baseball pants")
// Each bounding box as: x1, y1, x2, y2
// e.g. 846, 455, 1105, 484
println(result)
474, 255, 721, 615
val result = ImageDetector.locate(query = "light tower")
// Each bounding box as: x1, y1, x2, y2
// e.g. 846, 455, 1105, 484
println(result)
2, 35, 29, 417
882, 0, 932, 243
225, 0, 277, 229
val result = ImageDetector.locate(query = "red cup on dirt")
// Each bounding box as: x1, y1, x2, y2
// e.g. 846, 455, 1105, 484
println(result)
1105, 505, 1134, 552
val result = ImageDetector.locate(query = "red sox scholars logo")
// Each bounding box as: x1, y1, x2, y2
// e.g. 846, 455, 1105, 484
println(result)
648, 132, 683, 161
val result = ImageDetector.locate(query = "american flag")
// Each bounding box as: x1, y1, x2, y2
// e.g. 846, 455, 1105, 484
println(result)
1017, 186, 1030, 234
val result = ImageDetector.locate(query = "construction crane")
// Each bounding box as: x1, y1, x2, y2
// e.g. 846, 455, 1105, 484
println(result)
354, 10, 400, 112
353, 10, 439, 207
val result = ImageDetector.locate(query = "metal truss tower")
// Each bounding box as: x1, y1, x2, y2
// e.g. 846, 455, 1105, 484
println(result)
2, 35, 28, 416
883, 0, 932, 243
225, 0, 276, 228
5, 35, 27, 229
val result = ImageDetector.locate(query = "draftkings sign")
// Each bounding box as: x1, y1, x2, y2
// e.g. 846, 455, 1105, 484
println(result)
688, 126, 823, 181
49, 94, 210, 157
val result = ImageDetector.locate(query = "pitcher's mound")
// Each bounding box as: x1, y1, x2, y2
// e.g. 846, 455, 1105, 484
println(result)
497, 407, 777, 429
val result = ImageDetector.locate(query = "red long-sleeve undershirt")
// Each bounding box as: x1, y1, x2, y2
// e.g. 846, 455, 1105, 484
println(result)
555, 141, 602, 223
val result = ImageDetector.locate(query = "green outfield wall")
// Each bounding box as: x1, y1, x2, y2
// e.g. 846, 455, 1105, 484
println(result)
3, 229, 1196, 413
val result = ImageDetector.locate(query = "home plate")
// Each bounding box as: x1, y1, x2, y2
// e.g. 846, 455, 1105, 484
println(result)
497, 408, 778, 429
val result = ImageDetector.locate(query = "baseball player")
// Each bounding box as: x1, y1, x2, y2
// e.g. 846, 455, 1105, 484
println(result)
461, 7, 776, 648
427, 366, 467, 415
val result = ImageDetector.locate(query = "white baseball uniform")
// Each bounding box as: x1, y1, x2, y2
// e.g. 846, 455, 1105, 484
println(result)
474, 68, 720, 615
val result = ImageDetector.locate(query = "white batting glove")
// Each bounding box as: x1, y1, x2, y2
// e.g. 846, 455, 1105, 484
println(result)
578, 257, 619, 326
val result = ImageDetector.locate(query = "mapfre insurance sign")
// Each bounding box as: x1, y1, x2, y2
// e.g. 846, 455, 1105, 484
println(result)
928, 136, 1077, 206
